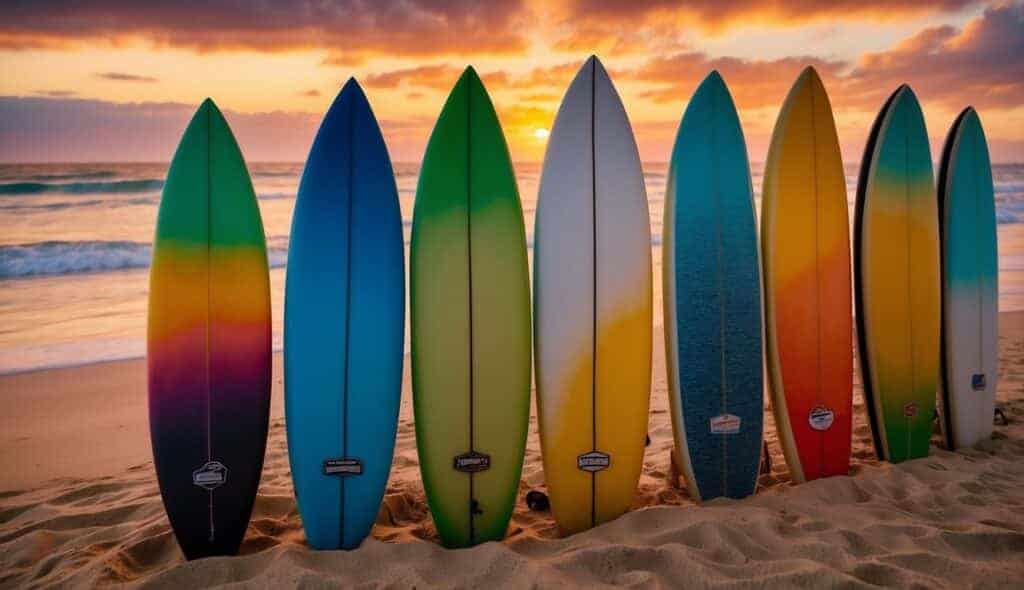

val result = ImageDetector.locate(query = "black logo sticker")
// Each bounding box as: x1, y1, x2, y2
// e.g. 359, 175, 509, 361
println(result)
453, 451, 491, 473
192, 461, 228, 490
577, 451, 610, 472
971, 374, 986, 391
323, 458, 363, 476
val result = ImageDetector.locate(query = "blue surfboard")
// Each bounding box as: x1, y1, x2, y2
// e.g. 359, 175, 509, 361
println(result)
285, 79, 405, 549
662, 71, 764, 501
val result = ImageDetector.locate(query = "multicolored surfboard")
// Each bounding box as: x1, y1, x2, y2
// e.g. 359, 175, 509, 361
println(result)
285, 79, 405, 550
938, 107, 998, 450
148, 99, 272, 560
855, 85, 940, 463
534, 56, 652, 535
663, 71, 764, 501
762, 67, 853, 483
411, 67, 531, 548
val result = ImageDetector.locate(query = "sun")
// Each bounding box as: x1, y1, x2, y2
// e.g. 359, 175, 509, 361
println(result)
533, 127, 550, 140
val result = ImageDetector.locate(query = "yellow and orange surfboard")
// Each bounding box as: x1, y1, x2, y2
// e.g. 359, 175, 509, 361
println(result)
762, 67, 853, 482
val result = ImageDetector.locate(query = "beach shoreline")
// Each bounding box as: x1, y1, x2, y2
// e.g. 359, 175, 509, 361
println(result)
1, 313, 1023, 587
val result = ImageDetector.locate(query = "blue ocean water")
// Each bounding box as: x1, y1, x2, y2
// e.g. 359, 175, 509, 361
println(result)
0, 162, 1021, 374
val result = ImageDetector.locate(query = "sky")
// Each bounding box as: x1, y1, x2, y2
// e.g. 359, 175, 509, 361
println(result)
0, 0, 1021, 164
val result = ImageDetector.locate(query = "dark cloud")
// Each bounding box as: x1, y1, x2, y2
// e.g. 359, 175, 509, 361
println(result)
0, 95, 437, 162
95, 72, 158, 83
33, 89, 77, 97
0, 0, 530, 61
551, 0, 982, 55
623, 3, 1022, 114
0, 96, 319, 162
845, 3, 1024, 109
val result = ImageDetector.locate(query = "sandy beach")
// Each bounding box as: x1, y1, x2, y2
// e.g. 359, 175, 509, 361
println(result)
2, 311, 1023, 587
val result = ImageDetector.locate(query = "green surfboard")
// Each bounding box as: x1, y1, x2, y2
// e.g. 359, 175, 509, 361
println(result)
411, 67, 532, 548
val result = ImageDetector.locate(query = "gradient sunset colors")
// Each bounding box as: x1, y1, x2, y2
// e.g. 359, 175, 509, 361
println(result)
855, 87, 942, 463
147, 100, 272, 559
762, 68, 853, 483
1, 1, 1021, 165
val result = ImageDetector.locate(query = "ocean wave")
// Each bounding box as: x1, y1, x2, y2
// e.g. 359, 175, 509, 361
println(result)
0, 240, 287, 279
0, 179, 164, 196
252, 170, 301, 178
998, 204, 1024, 224
17, 170, 120, 182
0, 241, 153, 278
258, 192, 295, 201
0, 199, 106, 212
0, 196, 158, 212
996, 181, 1024, 195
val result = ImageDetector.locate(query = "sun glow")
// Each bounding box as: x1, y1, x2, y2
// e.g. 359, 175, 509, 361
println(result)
533, 127, 550, 140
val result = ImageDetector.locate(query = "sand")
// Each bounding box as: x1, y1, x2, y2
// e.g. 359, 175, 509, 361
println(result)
2, 314, 1024, 588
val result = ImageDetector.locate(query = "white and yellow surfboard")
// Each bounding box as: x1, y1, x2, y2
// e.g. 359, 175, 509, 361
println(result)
534, 56, 652, 535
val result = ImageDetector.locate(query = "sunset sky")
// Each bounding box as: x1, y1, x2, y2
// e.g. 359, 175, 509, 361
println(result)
1, 0, 1021, 164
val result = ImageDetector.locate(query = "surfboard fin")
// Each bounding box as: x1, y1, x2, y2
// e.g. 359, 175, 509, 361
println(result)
759, 441, 772, 475
668, 449, 683, 490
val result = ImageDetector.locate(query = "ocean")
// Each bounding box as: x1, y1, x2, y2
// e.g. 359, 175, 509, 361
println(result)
1, 161, 1022, 374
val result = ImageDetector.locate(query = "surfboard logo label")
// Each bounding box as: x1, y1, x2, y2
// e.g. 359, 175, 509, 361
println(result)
808, 406, 835, 431
192, 461, 228, 490
323, 458, 363, 476
972, 374, 986, 391
577, 451, 610, 472
903, 403, 919, 418
453, 451, 490, 473
710, 414, 741, 434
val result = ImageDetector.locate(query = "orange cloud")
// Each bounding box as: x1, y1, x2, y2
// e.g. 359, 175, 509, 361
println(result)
363, 62, 580, 95
364, 65, 463, 90
549, 0, 982, 53
627, 54, 847, 108
558, 0, 980, 31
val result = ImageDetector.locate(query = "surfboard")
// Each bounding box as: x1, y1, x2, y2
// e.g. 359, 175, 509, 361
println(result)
411, 67, 531, 548
938, 107, 998, 450
284, 79, 405, 550
854, 85, 940, 463
663, 71, 763, 502
762, 67, 853, 483
148, 99, 272, 560
534, 56, 652, 534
